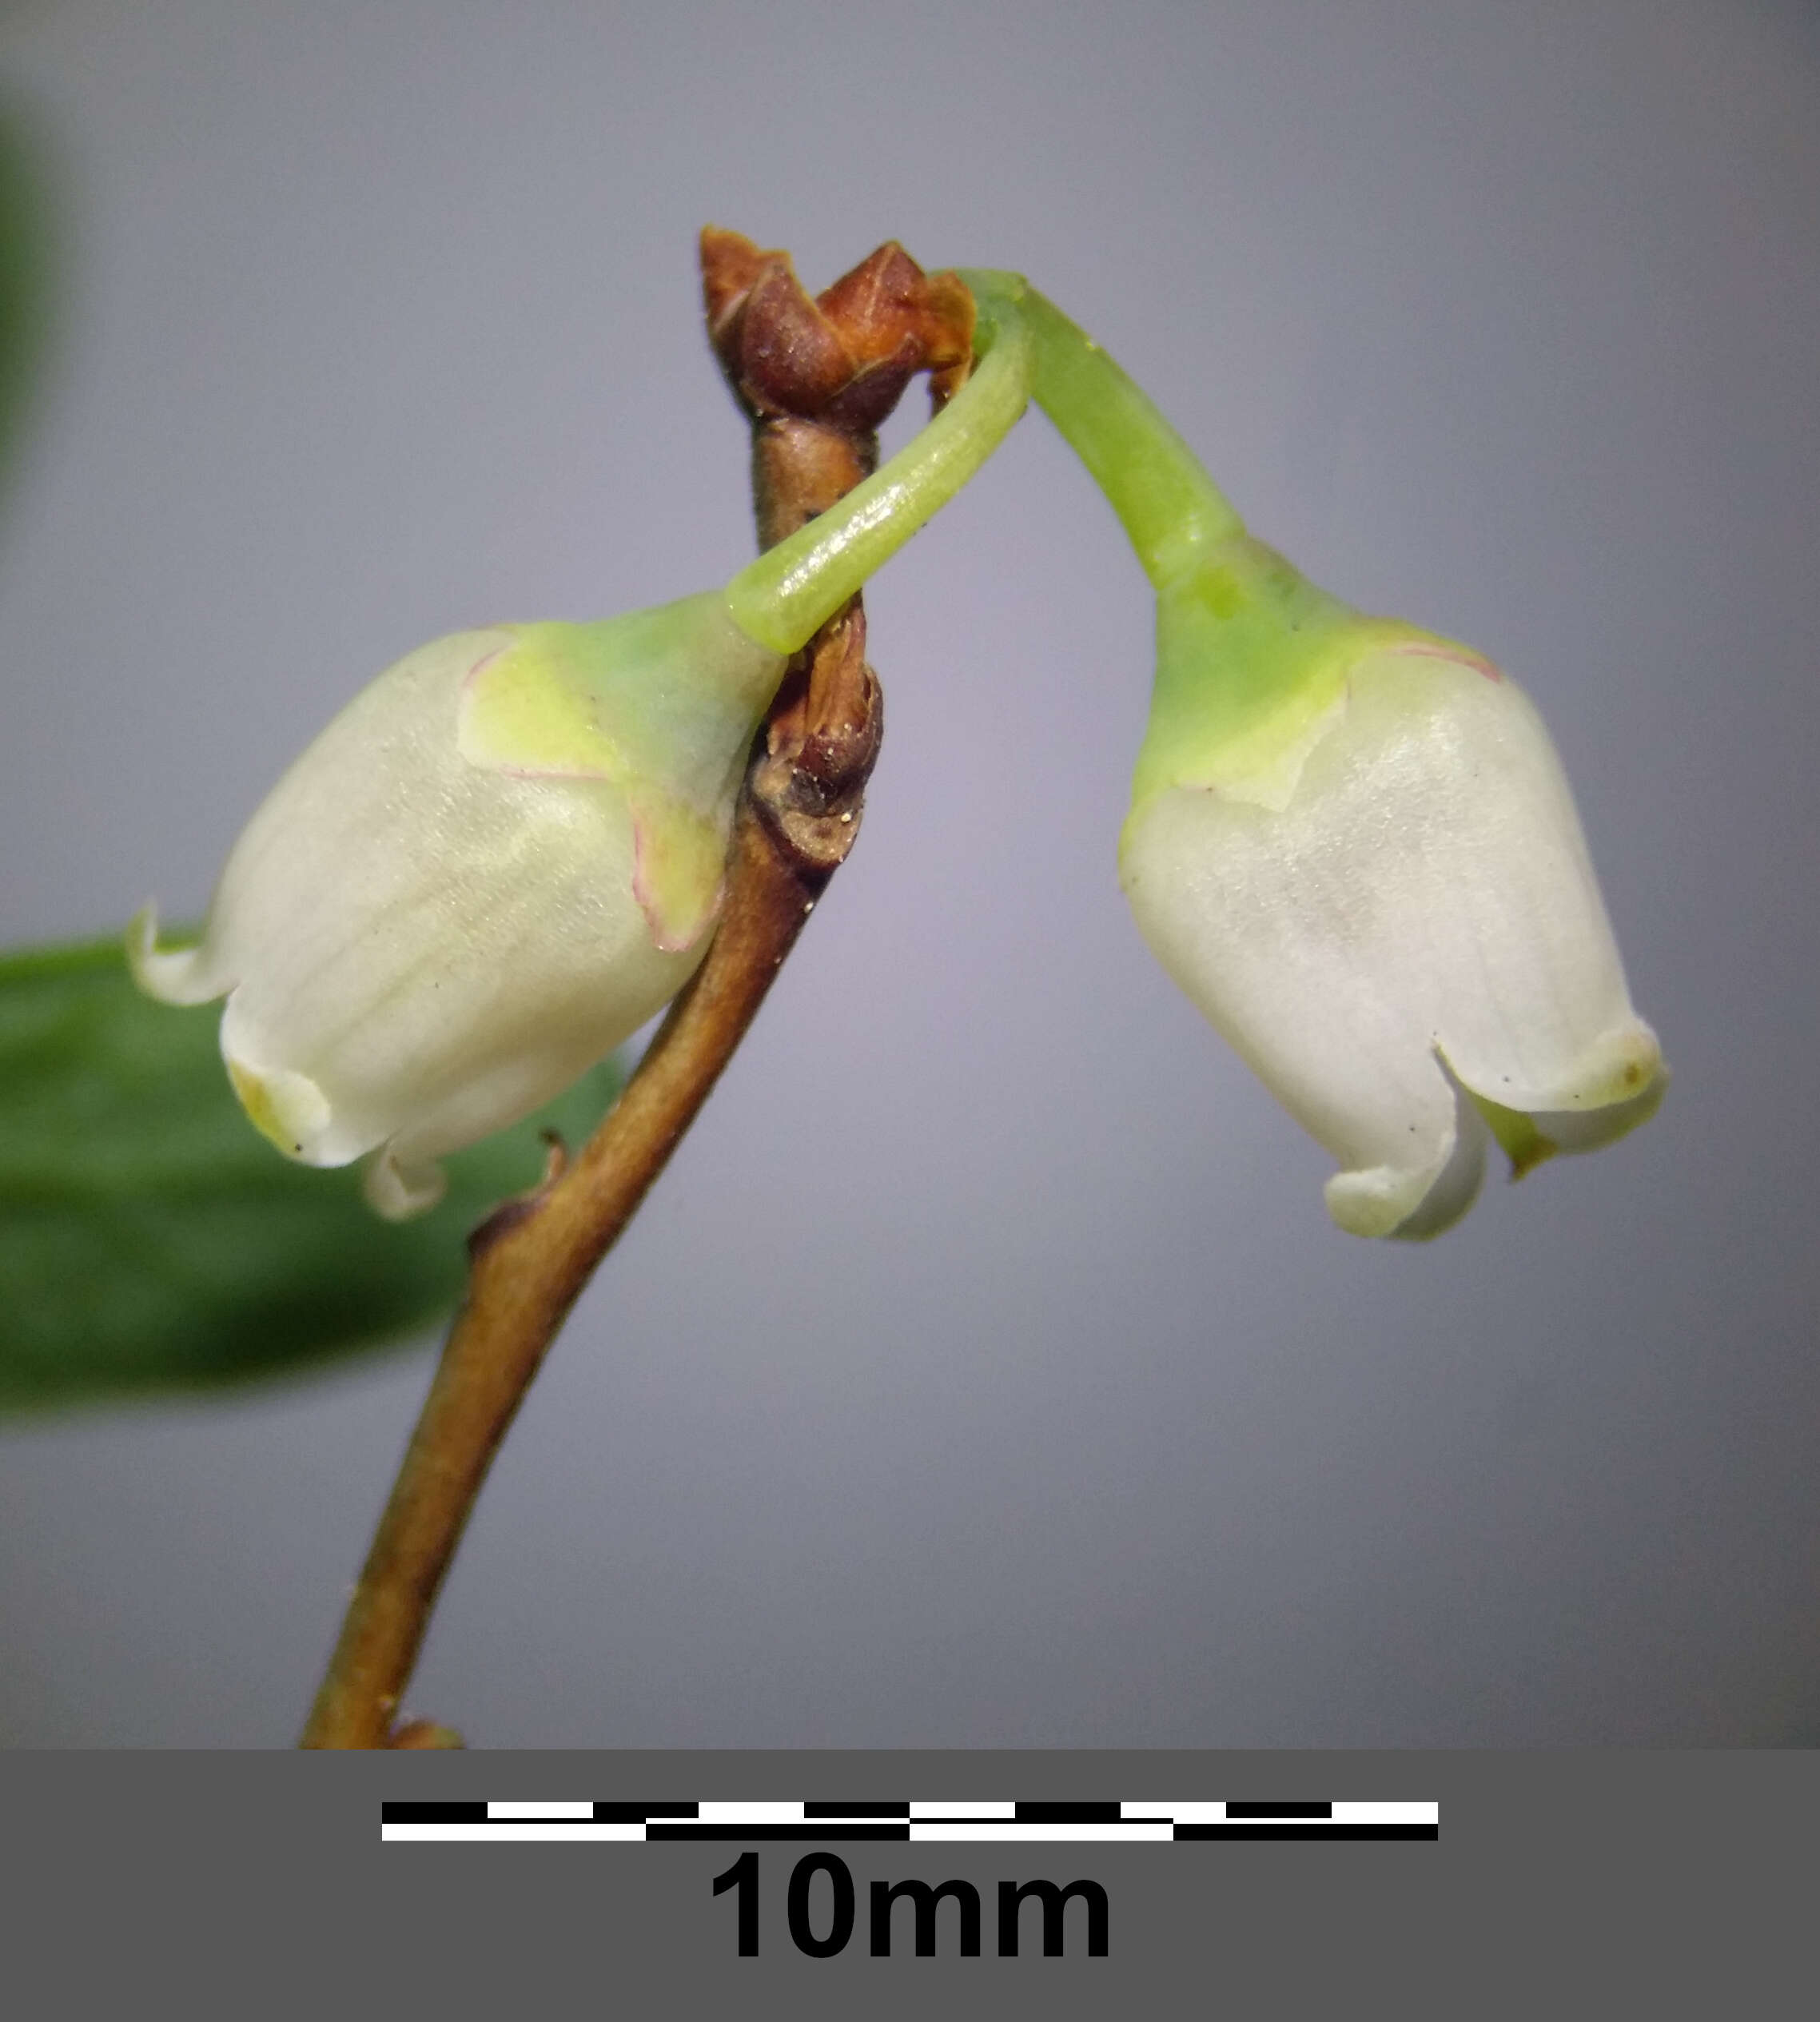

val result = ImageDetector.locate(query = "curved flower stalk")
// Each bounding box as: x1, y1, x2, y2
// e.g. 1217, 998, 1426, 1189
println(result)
962, 272, 1664, 1238
132, 317, 1032, 1217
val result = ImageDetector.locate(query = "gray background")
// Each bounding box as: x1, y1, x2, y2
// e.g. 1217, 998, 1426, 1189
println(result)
0, 0, 1814, 1748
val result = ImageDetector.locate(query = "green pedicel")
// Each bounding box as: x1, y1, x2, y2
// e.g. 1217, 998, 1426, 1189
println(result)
721, 297, 1034, 655
956, 273, 1438, 826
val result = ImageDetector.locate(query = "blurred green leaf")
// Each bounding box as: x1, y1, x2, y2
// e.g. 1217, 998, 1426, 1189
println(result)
0, 933, 623, 1411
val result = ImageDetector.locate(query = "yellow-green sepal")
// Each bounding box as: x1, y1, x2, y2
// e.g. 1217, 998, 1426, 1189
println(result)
622, 790, 740, 954
1467, 1088, 1559, 1180
1125, 539, 1486, 833
457, 591, 786, 951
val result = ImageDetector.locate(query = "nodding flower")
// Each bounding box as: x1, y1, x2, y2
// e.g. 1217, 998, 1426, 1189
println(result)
128, 291, 1033, 1216
1119, 543, 1664, 1237
132, 594, 786, 1217
953, 271, 1665, 1238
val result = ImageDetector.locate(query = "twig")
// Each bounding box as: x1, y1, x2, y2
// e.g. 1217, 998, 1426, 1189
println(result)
299, 231, 970, 1748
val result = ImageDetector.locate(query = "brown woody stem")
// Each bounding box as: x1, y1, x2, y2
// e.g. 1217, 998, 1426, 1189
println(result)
298, 230, 970, 1749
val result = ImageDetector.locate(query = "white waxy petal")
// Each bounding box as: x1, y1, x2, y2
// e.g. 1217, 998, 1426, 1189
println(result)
363, 1141, 449, 1221
1323, 1073, 1491, 1240
126, 904, 231, 1007
223, 1056, 333, 1160
1121, 642, 1664, 1238
138, 621, 747, 1216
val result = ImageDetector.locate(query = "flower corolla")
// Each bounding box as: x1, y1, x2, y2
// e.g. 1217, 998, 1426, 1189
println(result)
131, 591, 785, 1218
1119, 540, 1664, 1238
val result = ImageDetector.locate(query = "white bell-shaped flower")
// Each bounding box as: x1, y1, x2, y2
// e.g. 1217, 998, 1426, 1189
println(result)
1121, 568, 1664, 1238
944, 271, 1663, 1238
127, 295, 1037, 1221
131, 592, 785, 1218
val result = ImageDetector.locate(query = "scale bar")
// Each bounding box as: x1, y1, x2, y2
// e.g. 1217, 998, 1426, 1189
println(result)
382, 1799, 1436, 1844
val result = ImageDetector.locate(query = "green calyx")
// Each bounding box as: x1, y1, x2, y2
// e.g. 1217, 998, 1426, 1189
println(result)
460, 591, 782, 806
1137, 541, 1368, 818
458, 590, 785, 950
956, 273, 1425, 830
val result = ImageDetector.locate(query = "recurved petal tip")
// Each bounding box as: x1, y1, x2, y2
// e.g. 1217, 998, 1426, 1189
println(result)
364, 1140, 449, 1222
1526, 1056, 1670, 1160
126, 904, 229, 1006
1324, 1078, 1491, 1241
1460, 1019, 1667, 1180
224, 1053, 333, 1160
